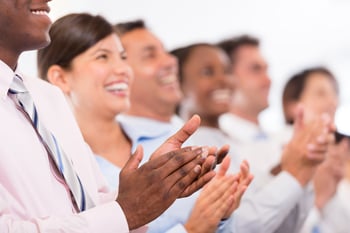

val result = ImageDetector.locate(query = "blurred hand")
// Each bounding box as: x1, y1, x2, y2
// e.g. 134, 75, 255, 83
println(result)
223, 159, 253, 218
184, 156, 237, 233
314, 139, 349, 210
281, 106, 335, 186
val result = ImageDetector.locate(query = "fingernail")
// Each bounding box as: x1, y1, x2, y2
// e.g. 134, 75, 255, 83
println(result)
194, 147, 203, 156
194, 165, 201, 173
201, 146, 209, 158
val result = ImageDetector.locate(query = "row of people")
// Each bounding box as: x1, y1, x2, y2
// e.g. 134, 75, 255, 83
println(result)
0, 1, 343, 232
37, 13, 339, 233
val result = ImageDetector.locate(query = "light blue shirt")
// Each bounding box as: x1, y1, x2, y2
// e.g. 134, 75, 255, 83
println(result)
95, 114, 234, 233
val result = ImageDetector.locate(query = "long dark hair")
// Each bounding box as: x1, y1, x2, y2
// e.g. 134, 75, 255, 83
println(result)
37, 13, 114, 80
282, 66, 339, 124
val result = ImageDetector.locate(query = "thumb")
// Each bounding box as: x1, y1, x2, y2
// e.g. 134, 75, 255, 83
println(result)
162, 114, 201, 150
123, 145, 144, 171
217, 155, 231, 177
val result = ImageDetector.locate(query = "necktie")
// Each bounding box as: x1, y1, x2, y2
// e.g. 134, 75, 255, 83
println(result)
9, 74, 94, 212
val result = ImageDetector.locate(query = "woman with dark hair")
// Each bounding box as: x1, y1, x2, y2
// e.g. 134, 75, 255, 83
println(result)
172, 42, 253, 227
282, 67, 350, 233
38, 13, 248, 233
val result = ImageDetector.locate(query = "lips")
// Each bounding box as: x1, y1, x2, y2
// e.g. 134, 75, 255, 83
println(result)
30, 4, 50, 15
105, 82, 129, 92
158, 74, 178, 85
211, 89, 232, 102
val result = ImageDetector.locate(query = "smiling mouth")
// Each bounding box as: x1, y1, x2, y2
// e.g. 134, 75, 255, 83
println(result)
30, 10, 49, 15
158, 74, 178, 85
211, 89, 232, 102
105, 83, 129, 93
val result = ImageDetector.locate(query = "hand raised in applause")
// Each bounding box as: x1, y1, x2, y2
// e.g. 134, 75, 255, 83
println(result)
116, 115, 217, 229
184, 157, 253, 233
281, 105, 335, 186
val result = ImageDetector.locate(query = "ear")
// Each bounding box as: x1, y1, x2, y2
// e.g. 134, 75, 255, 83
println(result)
285, 101, 299, 123
47, 65, 71, 94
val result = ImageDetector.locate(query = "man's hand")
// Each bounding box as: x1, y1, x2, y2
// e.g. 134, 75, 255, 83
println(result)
116, 115, 217, 229
149, 115, 228, 197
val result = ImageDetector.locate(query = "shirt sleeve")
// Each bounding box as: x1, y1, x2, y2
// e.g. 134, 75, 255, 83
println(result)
0, 183, 130, 233
216, 216, 235, 233
234, 171, 305, 233
300, 194, 350, 233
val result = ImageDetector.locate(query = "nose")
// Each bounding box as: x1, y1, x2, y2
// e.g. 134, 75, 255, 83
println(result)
115, 60, 133, 81
263, 72, 271, 88
162, 52, 178, 73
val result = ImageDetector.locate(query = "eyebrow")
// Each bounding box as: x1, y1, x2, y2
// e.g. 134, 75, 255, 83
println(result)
141, 45, 157, 52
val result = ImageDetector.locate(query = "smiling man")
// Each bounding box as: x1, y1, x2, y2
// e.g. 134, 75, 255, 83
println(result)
0, 1, 216, 232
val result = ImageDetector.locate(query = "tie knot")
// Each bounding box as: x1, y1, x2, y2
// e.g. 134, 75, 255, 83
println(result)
9, 74, 28, 95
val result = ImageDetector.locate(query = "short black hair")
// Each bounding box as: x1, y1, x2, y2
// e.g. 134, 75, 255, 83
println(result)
114, 19, 146, 36
217, 35, 259, 64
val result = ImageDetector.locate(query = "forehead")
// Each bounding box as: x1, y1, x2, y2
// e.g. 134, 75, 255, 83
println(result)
120, 28, 164, 51
304, 72, 336, 91
235, 45, 267, 66
187, 46, 230, 66
87, 34, 123, 53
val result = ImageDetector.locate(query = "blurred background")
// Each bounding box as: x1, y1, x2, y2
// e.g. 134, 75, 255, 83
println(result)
19, 0, 350, 134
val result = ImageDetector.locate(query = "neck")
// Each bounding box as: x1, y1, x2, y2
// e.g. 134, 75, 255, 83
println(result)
0, 47, 20, 70
127, 101, 175, 123
74, 108, 131, 167
230, 104, 260, 125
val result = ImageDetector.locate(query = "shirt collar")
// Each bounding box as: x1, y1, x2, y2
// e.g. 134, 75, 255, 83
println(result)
0, 60, 16, 100
219, 113, 267, 143
117, 114, 182, 144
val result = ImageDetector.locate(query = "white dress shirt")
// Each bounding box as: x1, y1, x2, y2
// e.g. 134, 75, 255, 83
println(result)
219, 113, 314, 233
0, 60, 137, 233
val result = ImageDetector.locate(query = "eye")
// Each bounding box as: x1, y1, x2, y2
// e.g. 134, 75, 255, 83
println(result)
201, 67, 214, 77
96, 53, 108, 60
120, 52, 127, 60
142, 50, 157, 60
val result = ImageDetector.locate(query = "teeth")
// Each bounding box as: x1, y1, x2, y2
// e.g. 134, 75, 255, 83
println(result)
211, 89, 232, 102
31, 10, 48, 15
159, 74, 177, 85
105, 83, 128, 92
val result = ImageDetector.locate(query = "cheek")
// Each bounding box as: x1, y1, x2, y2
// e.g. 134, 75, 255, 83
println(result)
134, 66, 156, 80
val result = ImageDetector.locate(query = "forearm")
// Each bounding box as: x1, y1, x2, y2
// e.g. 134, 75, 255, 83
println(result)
235, 172, 304, 233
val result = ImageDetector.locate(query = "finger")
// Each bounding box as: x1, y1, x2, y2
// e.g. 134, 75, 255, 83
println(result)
122, 145, 144, 172
307, 143, 328, 154
154, 147, 203, 179
147, 147, 202, 172
180, 170, 216, 198
239, 160, 250, 179
216, 144, 230, 165
200, 155, 216, 177
306, 150, 327, 163
154, 115, 201, 157
217, 156, 231, 177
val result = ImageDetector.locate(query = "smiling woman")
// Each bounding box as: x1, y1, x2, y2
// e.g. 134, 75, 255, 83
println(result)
37, 13, 134, 172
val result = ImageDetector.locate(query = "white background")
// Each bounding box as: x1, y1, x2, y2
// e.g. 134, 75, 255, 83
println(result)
19, 0, 350, 134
